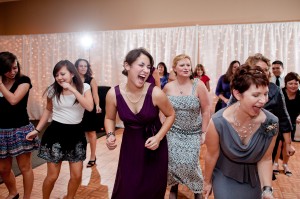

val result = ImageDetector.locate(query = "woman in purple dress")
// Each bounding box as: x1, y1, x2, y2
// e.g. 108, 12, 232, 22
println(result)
105, 48, 175, 199
215, 60, 240, 111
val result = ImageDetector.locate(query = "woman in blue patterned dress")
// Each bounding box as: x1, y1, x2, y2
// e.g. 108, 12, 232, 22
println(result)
163, 54, 210, 199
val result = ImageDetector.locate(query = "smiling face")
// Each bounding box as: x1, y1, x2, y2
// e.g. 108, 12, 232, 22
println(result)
272, 64, 283, 77
55, 66, 74, 87
286, 79, 299, 94
125, 53, 151, 87
196, 68, 203, 76
235, 84, 269, 117
174, 58, 192, 78
157, 64, 165, 75
4, 60, 18, 80
76, 60, 88, 75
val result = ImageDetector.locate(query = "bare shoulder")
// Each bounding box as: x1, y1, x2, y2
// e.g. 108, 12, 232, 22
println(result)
162, 80, 176, 94
106, 86, 116, 99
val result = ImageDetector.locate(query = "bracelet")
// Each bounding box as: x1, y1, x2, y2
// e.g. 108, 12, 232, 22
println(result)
35, 128, 41, 134
106, 132, 115, 139
262, 186, 273, 196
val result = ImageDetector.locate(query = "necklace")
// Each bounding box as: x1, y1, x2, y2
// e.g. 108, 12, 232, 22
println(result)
177, 81, 185, 95
232, 105, 256, 139
124, 84, 145, 104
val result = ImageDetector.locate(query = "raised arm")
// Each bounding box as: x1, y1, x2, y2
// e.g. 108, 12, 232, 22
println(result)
0, 78, 30, 105
62, 82, 94, 111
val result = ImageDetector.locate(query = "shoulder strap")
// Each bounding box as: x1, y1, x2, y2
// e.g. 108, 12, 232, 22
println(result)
192, 79, 199, 95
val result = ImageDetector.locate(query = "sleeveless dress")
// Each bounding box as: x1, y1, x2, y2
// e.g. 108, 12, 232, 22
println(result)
82, 76, 100, 132
167, 79, 203, 193
112, 84, 168, 199
146, 66, 155, 85
212, 108, 278, 199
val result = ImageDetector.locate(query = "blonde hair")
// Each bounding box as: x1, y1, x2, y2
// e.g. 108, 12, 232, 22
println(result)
172, 54, 192, 70
172, 54, 193, 79
245, 53, 271, 77
245, 53, 271, 68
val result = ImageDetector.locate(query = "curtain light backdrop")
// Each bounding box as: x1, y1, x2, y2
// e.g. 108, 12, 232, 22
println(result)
0, 22, 299, 120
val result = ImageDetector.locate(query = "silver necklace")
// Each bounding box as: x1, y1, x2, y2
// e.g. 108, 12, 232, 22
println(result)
124, 85, 145, 104
177, 81, 185, 95
232, 105, 256, 139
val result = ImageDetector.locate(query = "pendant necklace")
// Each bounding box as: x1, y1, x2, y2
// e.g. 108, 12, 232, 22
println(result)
232, 104, 256, 139
177, 81, 184, 95
125, 84, 145, 104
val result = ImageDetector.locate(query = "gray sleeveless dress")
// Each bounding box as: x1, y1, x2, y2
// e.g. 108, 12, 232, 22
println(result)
167, 79, 203, 193
212, 107, 278, 199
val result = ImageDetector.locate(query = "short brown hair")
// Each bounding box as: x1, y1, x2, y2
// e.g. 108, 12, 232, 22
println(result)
231, 64, 269, 94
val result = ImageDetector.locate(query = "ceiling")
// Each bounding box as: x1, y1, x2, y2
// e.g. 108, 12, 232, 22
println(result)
0, 0, 21, 3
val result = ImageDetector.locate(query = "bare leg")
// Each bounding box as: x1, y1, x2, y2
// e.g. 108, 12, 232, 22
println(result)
16, 153, 34, 199
64, 161, 83, 199
42, 162, 62, 199
282, 142, 292, 176
0, 158, 18, 199
86, 131, 97, 162
272, 141, 282, 174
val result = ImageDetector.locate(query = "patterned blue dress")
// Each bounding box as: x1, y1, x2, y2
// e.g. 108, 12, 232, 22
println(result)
167, 79, 203, 193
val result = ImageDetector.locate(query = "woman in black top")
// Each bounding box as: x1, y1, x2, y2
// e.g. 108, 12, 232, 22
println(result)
273, 72, 300, 176
0, 52, 39, 199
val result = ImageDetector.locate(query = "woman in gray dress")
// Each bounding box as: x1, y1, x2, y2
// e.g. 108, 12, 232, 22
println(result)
204, 65, 278, 199
163, 54, 210, 199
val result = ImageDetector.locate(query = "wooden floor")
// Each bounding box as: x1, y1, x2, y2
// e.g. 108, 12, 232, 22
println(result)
0, 128, 300, 199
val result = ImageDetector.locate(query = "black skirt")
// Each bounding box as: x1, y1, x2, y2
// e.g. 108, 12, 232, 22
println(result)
82, 106, 101, 132
38, 121, 87, 163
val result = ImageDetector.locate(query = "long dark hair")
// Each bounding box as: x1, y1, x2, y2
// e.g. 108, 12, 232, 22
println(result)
47, 60, 83, 104
224, 60, 240, 83
75, 58, 93, 78
0, 51, 22, 80
157, 62, 168, 76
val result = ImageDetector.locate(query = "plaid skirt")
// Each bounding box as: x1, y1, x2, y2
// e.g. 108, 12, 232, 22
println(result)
0, 123, 40, 159
38, 121, 87, 163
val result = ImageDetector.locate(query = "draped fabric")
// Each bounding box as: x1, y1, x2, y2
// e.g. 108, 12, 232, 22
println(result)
0, 22, 299, 119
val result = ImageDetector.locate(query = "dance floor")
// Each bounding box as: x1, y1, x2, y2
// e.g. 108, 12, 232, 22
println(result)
0, 128, 299, 199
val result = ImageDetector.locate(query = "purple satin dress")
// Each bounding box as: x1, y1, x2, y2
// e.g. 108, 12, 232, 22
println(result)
112, 84, 168, 199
